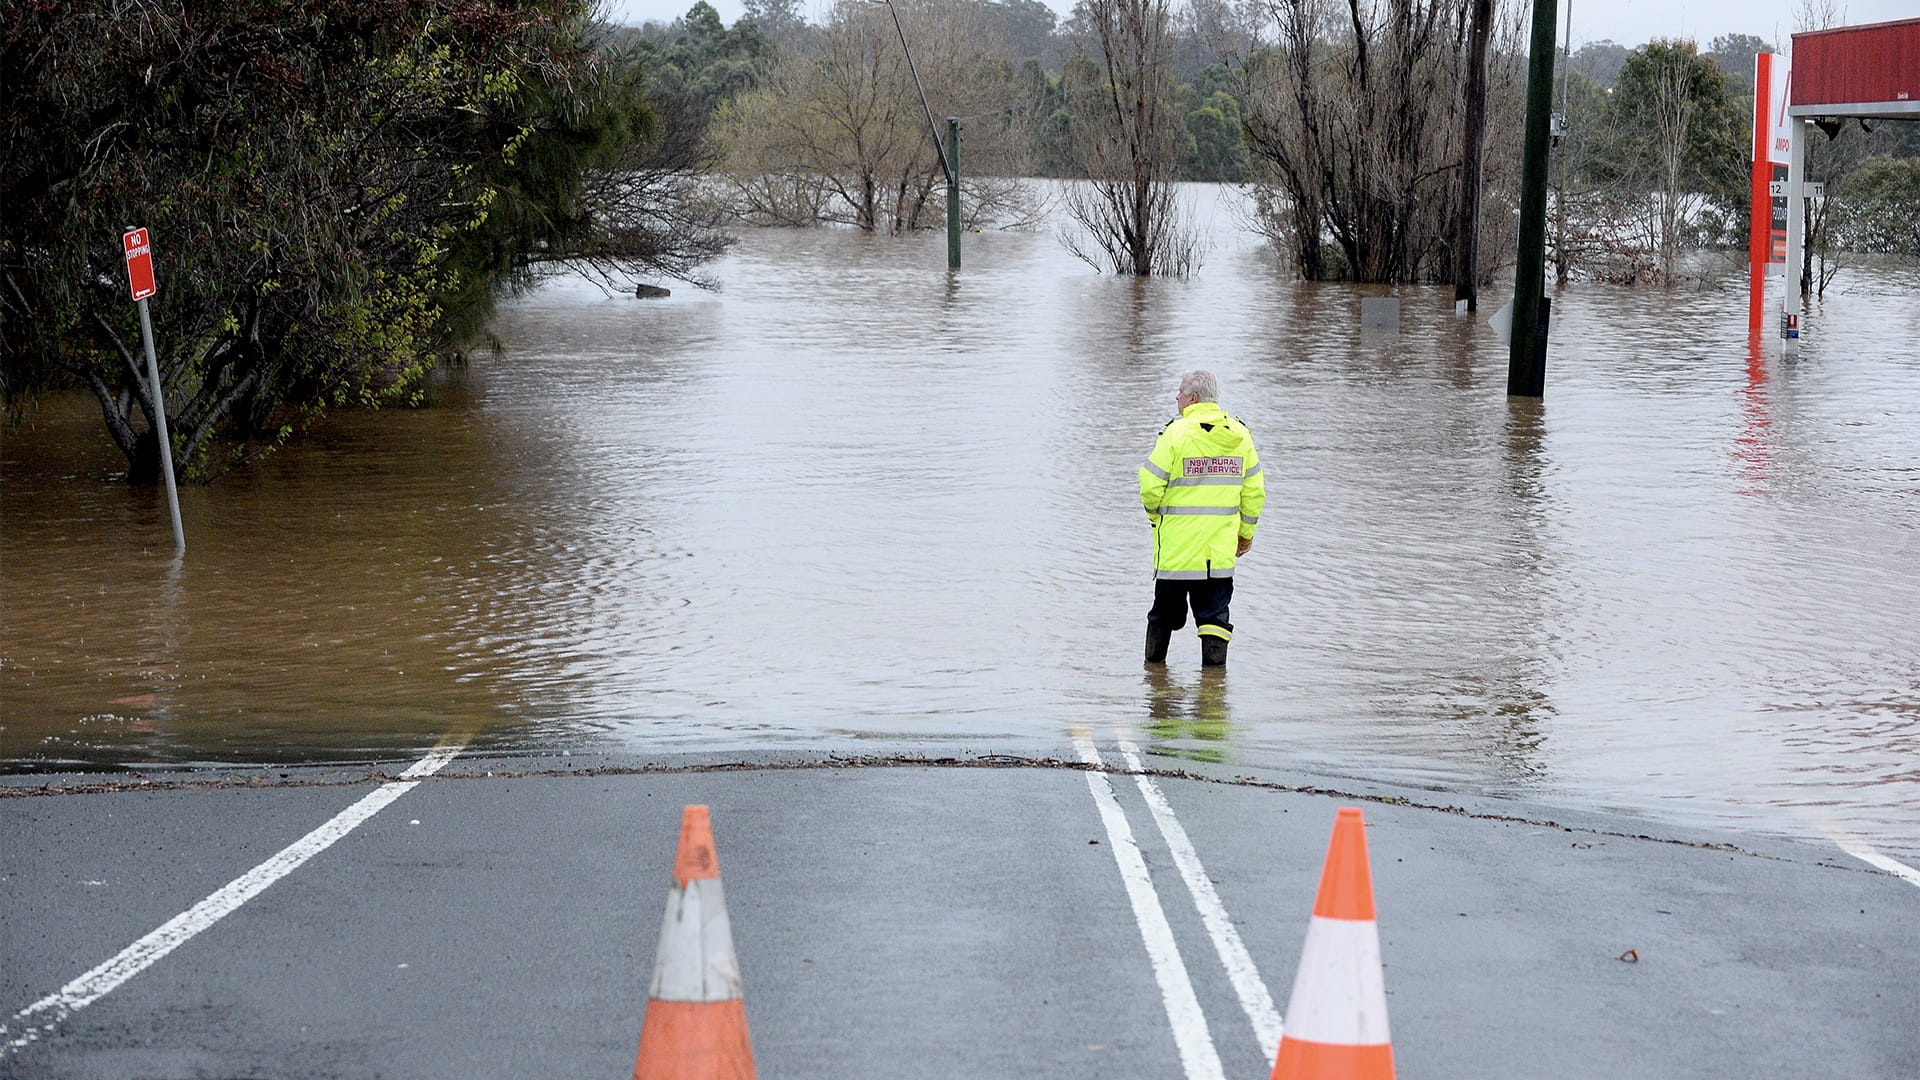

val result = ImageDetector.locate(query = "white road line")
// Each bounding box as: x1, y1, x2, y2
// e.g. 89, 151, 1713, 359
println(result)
1075, 737, 1225, 1080
0, 741, 466, 1057
1798, 810, 1920, 889
1117, 739, 1286, 1060
1826, 830, 1920, 888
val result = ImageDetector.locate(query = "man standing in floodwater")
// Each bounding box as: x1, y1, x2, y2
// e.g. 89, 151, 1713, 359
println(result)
1138, 370, 1265, 668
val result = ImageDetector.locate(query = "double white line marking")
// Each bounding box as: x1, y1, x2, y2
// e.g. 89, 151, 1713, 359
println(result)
1076, 736, 1284, 1078
0, 742, 465, 1058
1082, 738, 1920, 1079
1806, 814, 1920, 889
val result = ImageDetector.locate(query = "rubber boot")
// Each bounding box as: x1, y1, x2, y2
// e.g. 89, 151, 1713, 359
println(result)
1200, 636, 1228, 668
1145, 625, 1172, 664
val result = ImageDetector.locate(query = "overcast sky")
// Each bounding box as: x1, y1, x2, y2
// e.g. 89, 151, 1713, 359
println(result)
601, 0, 1916, 52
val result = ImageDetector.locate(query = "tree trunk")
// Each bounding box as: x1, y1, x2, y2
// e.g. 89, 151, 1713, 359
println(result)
1454, 0, 1493, 308
1800, 197, 1816, 298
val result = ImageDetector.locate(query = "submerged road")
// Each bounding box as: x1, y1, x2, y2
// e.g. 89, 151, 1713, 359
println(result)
3, 741, 1916, 1079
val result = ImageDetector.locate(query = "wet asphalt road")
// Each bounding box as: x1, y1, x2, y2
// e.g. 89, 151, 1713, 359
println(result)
3, 745, 1916, 1080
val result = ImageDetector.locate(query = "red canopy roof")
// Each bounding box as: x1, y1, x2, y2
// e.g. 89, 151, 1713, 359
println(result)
1791, 17, 1920, 117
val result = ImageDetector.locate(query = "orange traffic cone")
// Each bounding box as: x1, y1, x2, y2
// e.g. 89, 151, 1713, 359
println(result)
1270, 807, 1395, 1080
633, 805, 756, 1080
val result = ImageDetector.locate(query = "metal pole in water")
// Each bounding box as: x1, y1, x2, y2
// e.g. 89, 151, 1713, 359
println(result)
947, 117, 961, 270
1781, 116, 1808, 349
871, 0, 954, 268
137, 296, 185, 556
1508, 0, 1558, 398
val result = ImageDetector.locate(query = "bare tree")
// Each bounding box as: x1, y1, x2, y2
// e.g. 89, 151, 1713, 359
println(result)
1453, 0, 1494, 306
714, 3, 927, 230
711, 0, 1038, 232
1059, 0, 1200, 276
1646, 46, 1703, 273
539, 166, 733, 290
1239, 0, 1523, 283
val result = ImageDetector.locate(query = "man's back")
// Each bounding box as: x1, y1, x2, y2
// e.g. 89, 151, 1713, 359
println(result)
1140, 401, 1265, 580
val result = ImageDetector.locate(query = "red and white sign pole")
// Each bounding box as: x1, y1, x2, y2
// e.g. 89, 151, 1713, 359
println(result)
1748, 53, 1791, 333
124, 227, 184, 555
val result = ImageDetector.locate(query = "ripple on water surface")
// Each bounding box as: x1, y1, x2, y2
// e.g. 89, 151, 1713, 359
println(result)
4, 193, 1918, 860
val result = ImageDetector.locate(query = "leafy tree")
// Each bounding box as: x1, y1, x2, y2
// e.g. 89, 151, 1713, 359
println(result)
514, 27, 736, 294
1705, 32, 1772, 93
1830, 157, 1920, 258
1569, 39, 1630, 89
639, 0, 778, 129
0, 1, 719, 483
1883, 122, 1920, 160
742, 0, 812, 51
1189, 61, 1237, 102
1588, 39, 1745, 275
622, 0, 777, 229
1025, 62, 1080, 177
1796, 125, 1920, 294
1184, 88, 1247, 182
436, 18, 719, 349
987, 0, 1061, 61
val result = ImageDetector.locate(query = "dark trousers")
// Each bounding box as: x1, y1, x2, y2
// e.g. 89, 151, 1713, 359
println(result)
1148, 577, 1234, 639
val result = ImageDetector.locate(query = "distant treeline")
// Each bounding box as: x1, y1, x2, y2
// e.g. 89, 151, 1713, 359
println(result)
630, 0, 1918, 281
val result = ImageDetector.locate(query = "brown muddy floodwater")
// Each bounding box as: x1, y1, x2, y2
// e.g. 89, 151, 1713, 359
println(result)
4, 189, 1919, 858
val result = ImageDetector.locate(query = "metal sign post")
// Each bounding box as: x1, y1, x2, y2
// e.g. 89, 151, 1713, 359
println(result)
947, 116, 961, 271
872, 0, 957, 270
124, 227, 184, 555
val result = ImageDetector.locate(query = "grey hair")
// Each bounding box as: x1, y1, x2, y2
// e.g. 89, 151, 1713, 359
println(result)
1178, 369, 1219, 403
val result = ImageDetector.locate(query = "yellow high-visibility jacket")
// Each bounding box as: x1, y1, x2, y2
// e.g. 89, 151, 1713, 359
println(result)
1139, 401, 1265, 580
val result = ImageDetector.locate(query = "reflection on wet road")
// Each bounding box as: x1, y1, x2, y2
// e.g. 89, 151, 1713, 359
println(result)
5, 189, 1918, 858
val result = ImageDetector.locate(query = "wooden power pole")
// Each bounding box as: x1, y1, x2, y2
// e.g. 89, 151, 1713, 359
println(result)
1455, 0, 1494, 311
1508, 0, 1559, 398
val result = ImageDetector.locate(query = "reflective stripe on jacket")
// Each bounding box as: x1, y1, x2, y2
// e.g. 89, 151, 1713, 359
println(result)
1138, 401, 1265, 579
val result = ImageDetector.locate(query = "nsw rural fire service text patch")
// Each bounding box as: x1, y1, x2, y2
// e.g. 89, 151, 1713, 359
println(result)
1183, 457, 1243, 477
